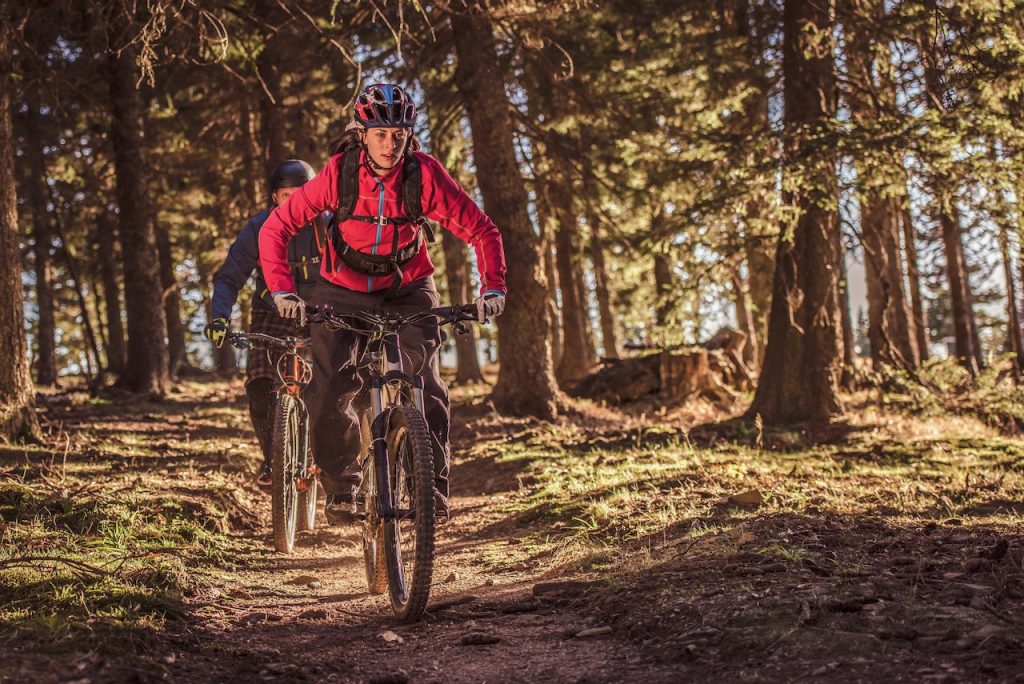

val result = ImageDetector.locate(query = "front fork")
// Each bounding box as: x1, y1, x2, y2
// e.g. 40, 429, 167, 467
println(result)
367, 374, 424, 520
282, 349, 318, 490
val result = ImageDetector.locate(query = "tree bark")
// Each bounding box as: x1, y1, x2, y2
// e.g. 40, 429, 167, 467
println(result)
920, 28, 980, 376
452, 4, 560, 418
543, 231, 563, 371
731, 270, 757, 368
0, 8, 39, 441
654, 252, 674, 328
108, 31, 170, 396
588, 217, 619, 359
840, 0, 918, 368
256, 2, 289, 181
746, 0, 842, 425
839, 243, 857, 390
155, 215, 186, 376
427, 109, 486, 385
441, 230, 485, 384
719, 0, 774, 366
22, 92, 58, 386
553, 197, 597, 382
999, 224, 1024, 376
899, 204, 930, 361
97, 211, 126, 375
54, 228, 102, 380
859, 196, 919, 367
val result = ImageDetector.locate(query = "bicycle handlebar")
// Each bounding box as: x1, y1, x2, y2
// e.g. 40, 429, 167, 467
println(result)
227, 330, 311, 351
306, 303, 480, 334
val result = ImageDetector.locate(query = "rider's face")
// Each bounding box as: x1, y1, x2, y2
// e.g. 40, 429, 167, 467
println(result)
272, 187, 298, 206
362, 127, 408, 172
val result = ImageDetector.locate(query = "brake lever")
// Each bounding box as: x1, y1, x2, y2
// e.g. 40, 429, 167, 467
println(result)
453, 321, 469, 336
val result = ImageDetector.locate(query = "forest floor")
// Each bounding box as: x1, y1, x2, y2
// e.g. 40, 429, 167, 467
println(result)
2, 373, 1023, 683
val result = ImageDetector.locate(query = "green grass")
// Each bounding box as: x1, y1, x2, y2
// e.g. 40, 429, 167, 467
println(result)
477, 398, 1024, 574
0, 384, 257, 655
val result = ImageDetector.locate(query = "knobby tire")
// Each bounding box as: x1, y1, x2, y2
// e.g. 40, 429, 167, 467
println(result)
271, 394, 301, 553
382, 405, 436, 622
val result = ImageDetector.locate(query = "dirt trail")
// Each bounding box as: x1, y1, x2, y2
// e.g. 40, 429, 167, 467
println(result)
33, 381, 677, 684
11, 380, 1024, 683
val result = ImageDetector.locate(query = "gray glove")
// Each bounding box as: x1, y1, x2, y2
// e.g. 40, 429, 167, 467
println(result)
476, 291, 506, 324
272, 292, 307, 326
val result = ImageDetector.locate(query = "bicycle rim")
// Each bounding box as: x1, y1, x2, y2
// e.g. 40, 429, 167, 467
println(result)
271, 394, 300, 553
383, 406, 436, 622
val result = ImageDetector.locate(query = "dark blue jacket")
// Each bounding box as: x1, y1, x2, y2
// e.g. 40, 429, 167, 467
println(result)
211, 208, 328, 321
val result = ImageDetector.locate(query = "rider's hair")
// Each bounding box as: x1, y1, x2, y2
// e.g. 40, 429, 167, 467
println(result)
329, 121, 421, 157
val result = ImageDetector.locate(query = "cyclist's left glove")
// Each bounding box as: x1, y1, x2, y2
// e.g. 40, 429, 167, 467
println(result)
204, 317, 229, 348
476, 291, 505, 324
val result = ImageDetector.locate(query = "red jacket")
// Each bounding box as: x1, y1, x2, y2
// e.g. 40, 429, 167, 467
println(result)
259, 148, 507, 296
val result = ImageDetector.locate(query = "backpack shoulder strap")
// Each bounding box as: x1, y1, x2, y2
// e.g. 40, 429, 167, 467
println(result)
402, 154, 424, 223
402, 154, 435, 242
334, 149, 361, 224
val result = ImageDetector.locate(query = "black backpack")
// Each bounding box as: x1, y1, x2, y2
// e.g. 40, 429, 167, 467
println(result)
326, 150, 435, 292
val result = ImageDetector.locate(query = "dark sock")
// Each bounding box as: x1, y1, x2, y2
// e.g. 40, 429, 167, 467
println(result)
246, 378, 276, 464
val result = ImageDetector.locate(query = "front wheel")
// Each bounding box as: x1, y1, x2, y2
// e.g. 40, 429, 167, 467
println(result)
271, 393, 301, 553
382, 406, 436, 623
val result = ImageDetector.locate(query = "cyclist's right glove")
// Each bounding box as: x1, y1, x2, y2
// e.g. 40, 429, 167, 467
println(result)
272, 292, 307, 327
204, 317, 229, 348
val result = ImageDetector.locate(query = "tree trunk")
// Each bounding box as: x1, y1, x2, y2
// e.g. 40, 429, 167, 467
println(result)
731, 271, 757, 368
719, 0, 774, 366
452, 4, 560, 418
746, 0, 842, 425
553, 195, 597, 382
900, 204, 930, 361
0, 10, 39, 441
442, 230, 485, 384
54, 228, 102, 380
108, 31, 170, 396
97, 211, 126, 375
544, 233, 563, 371
937, 204, 980, 375
22, 93, 58, 386
241, 95, 263, 207
859, 196, 919, 367
654, 252, 674, 328
920, 29, 980, 376
840, 0, 919, 369
427, 108, 486, 385
999, 225, 1024, 376
839, 244, 856, 390
256, 5, 288, 181
156, 216, 186, 376
588, 217, 619, 359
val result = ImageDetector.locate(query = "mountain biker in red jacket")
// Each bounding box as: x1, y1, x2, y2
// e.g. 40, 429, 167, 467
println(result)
259, 84, 507, 524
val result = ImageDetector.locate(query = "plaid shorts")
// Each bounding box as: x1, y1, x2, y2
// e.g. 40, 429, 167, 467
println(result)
245, 309, 310, 385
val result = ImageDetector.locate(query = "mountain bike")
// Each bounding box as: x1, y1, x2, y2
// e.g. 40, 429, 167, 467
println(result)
308, 303, 478, 623
228, 331, 319, 553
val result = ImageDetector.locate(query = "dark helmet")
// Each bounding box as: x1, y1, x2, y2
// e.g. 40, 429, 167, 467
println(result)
353, 84, 416, 128
269, 159, 315, 191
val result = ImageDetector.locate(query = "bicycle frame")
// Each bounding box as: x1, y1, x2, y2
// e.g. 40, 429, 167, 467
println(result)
229, 332, 317, 486
309, 305, 477, 521
365, 327, 424, 521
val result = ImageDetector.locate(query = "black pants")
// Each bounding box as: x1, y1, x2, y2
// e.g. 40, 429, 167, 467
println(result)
305, 277, 450, 498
